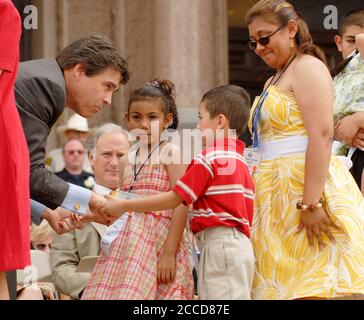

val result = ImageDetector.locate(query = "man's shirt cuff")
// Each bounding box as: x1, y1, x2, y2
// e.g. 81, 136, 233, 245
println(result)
61, 183, 91, 215
31, 200, 47, 225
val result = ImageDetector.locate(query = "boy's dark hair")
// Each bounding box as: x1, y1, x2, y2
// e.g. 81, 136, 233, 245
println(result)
56, 33, 129, 84
201, 85, 251, 136
128, 79, 179, 130
339, 8, 364, 36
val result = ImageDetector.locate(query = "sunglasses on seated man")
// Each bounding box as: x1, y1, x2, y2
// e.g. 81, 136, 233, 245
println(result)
247, 25, 286, 50
66, 149, 84, 155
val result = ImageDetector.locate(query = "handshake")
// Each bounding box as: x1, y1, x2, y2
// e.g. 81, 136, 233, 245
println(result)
83, 192, 125, 226
42, 192, 127, 235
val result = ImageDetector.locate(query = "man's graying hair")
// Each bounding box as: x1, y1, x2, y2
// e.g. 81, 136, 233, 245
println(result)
86, 123, 129, 158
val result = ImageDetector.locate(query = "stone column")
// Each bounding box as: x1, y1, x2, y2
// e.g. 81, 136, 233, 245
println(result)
40, 0, 129, 150
125, 0, 228, 129
31, 0, 60, 152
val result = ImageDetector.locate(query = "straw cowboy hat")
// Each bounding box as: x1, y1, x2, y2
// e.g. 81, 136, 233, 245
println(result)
56, 114, 90, 136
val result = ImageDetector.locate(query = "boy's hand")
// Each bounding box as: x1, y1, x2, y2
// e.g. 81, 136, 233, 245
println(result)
101, 194, 125, 218
157, 252, 176, 284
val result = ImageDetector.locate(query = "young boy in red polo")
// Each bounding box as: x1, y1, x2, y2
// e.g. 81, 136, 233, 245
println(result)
100, 85, 255, 300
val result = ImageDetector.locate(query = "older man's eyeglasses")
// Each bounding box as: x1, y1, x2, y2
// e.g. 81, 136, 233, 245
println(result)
247, 25, 286, 50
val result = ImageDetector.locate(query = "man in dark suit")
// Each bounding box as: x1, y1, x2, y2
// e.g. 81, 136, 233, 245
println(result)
15, 33, 129, 233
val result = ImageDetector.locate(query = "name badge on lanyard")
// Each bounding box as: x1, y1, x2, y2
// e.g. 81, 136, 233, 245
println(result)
245, 91, 269, 175
244, 147, 261, 175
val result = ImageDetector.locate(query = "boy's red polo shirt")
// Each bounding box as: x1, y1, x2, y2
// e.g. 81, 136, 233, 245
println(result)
173, 138, 254, 238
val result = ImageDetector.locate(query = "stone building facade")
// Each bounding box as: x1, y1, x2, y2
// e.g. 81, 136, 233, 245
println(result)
13, 0, 363, 149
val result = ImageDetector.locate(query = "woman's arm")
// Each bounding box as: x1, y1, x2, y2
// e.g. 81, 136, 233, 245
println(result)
293, 56, 333, 205
293, 55, 337, 250
0, 69, 3, 77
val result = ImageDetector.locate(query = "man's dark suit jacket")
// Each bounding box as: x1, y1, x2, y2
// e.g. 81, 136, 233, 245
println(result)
15, 58, 70, 209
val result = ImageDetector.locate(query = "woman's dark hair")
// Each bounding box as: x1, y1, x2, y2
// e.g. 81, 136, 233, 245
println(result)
245, 0, 327, 65
56, 33, 129, 84
128, 79, 179, 130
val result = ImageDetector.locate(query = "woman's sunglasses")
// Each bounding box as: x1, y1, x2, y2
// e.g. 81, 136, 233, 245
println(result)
247, 25, 286, 50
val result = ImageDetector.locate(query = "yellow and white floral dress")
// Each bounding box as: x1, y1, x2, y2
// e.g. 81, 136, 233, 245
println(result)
249, 85, 364, 300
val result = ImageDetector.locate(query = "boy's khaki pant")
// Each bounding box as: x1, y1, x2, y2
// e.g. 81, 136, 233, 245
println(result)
195, 226, 255, 300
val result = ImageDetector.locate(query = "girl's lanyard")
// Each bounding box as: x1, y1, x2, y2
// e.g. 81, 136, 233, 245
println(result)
128, 141, 164, 192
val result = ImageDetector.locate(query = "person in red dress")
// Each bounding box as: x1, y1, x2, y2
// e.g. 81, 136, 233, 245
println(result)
0, 0, 31, 300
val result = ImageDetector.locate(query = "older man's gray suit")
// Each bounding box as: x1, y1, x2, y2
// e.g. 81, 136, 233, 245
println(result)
50, 223, 106, 299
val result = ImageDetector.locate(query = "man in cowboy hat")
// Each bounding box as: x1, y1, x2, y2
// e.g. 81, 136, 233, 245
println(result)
46, 114, 93, 174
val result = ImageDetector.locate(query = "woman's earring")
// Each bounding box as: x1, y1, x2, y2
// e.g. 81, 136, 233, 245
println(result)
290, 38, 295, 49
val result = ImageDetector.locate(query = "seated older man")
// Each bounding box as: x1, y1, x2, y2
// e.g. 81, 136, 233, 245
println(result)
50, 123, 129, 300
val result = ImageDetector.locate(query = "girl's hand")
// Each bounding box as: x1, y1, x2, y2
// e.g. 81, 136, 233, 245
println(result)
102, 195, 125, 218
157, 252, 176, 284
336, 114, 360, 146
296, 207, 337, 252
0, 69, 3, 77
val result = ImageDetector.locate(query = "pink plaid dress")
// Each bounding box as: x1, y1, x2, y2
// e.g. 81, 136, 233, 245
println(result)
82, 156, 194, 300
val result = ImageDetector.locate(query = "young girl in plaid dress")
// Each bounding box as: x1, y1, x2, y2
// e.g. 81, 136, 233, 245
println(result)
82, 80, 194, 300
